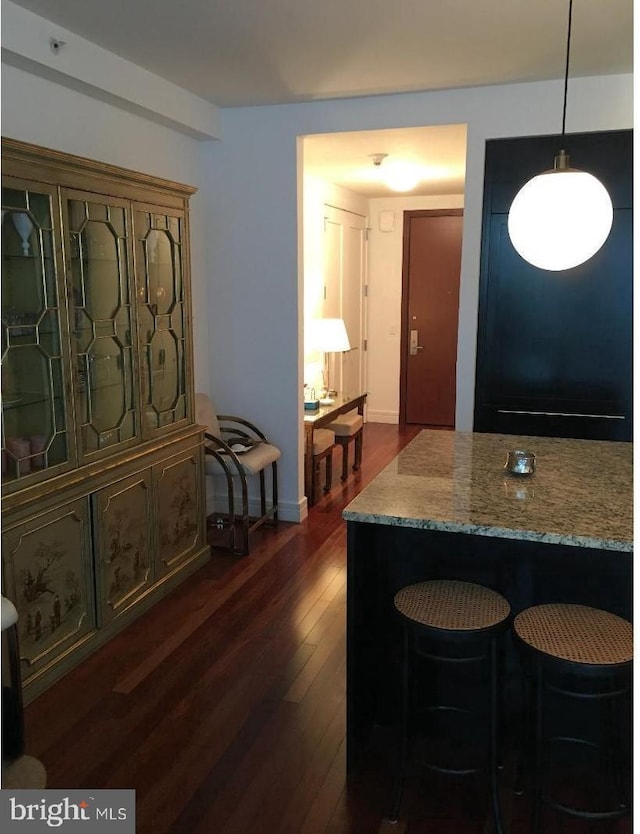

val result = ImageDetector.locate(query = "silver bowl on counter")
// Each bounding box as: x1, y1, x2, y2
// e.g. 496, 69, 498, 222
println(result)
504, 449, 536, 476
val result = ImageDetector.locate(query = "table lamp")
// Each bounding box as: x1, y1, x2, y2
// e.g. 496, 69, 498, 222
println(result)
311, 318, 351, 404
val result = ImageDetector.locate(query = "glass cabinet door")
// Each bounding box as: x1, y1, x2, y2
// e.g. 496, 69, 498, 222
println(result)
1, 179, 73, 488
134, 206, 189, 436
65, 192, 139, 461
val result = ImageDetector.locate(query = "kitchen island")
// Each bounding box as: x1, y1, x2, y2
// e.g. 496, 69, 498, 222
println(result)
343, 429, 632, 770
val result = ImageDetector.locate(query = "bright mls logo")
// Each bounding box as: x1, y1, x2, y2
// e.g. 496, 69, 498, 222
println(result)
0, 790, 135, 832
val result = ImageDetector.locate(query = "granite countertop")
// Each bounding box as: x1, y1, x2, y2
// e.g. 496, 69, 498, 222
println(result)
343, 430, 633, 551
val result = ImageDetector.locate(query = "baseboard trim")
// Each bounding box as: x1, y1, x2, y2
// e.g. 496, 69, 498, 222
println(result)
207, 481, 307, 525
278, 497, 307, 523
366, 410, 399, 424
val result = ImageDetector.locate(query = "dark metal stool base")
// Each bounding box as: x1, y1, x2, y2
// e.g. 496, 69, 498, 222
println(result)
514, 604, 632, 834
387, 580, 510, 832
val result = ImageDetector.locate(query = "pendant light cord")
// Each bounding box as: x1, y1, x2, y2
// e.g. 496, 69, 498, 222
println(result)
561, 0, 573, 139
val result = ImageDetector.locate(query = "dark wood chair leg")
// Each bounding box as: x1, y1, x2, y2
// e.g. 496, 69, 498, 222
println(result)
353, 428, 363, 471
324, 448, 333, 492
312, 447, 334, 503
310, 459, 319, 507
335, 431, 363, 481
340, 439, 349, 481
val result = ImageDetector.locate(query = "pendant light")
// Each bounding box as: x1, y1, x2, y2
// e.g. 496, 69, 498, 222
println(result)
507, 0, 613, 271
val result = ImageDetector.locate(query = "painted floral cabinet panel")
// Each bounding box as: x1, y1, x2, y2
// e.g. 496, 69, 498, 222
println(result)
2, 499, 96, 686
155, 448, 203, 576
93, 472, 154, 624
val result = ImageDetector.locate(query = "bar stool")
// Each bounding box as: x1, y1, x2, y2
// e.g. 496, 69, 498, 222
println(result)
327, 411, 363, 481
513, 603, 632, 833
310, 428, 335, 506
387, 579, 511, 831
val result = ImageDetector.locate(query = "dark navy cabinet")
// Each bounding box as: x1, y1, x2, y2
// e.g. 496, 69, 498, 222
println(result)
474, 130, 632, 441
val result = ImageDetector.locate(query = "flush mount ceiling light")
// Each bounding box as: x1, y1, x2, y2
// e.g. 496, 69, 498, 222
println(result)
507, 0, 613, 272
383, 160, 422, 192
369, 153, 422, 193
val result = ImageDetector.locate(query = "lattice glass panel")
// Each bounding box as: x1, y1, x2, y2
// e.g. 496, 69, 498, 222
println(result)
68, 198, 137, 456
135, 209, 187, 433
1, 185, 69, 483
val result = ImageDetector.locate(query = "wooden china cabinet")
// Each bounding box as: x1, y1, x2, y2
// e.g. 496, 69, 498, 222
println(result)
1, 139, 210, 702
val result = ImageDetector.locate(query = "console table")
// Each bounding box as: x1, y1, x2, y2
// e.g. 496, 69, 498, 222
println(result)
342, 429, 632, 771
303, 392, 367, 503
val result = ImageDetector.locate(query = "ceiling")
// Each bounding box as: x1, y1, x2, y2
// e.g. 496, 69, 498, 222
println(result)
303, 125, 468, 198
6, 0, 633, 198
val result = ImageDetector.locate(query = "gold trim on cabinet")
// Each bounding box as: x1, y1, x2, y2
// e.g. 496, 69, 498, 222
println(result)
2, 139, 207, 702
1, 138, 197, 204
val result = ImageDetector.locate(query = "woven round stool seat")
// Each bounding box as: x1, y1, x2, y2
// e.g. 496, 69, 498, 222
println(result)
514, 603, 633, 667
394, 579, 510, 632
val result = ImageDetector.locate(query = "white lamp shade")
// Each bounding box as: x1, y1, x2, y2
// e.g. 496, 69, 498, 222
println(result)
507, 168, 613, 271
311, 318, 351, 352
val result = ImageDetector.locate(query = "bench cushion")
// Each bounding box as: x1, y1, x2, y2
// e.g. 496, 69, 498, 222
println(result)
328, 412, 363, 436
205, 441, 281, 476
313, 428, 335, 455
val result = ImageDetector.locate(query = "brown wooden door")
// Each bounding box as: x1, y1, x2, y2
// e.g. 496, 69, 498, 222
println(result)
400, 210, 463, 427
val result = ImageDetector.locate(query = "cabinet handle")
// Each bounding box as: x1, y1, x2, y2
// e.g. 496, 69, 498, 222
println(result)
497, 409, 625, 420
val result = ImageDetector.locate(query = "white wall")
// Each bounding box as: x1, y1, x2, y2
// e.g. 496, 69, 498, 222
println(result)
2, 0, 220, 140
202, 74, 632, 519
366, 194, 465, 423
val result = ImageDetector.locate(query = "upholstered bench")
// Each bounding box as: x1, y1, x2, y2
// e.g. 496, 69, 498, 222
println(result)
327, 411, 363, 481
310, 427, 335, 506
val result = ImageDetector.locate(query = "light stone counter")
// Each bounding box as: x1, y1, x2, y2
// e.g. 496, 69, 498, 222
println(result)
343, 430, 632, 552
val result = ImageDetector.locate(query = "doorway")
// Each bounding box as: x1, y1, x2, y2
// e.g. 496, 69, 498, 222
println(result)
302, 124, 467, 430
399, 210, 463, 427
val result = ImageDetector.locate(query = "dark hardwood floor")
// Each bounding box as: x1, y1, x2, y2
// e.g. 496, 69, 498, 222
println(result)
21, 423, 630, 834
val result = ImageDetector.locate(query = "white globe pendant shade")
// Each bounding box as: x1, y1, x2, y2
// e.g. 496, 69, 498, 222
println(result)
507, 163, 613, 271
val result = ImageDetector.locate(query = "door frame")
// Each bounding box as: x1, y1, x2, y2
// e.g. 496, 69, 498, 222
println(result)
323, 203, 368, 397
399, 208, 463, 427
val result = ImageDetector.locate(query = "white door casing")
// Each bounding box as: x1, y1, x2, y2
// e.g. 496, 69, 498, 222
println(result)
323, 205, 367, 396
